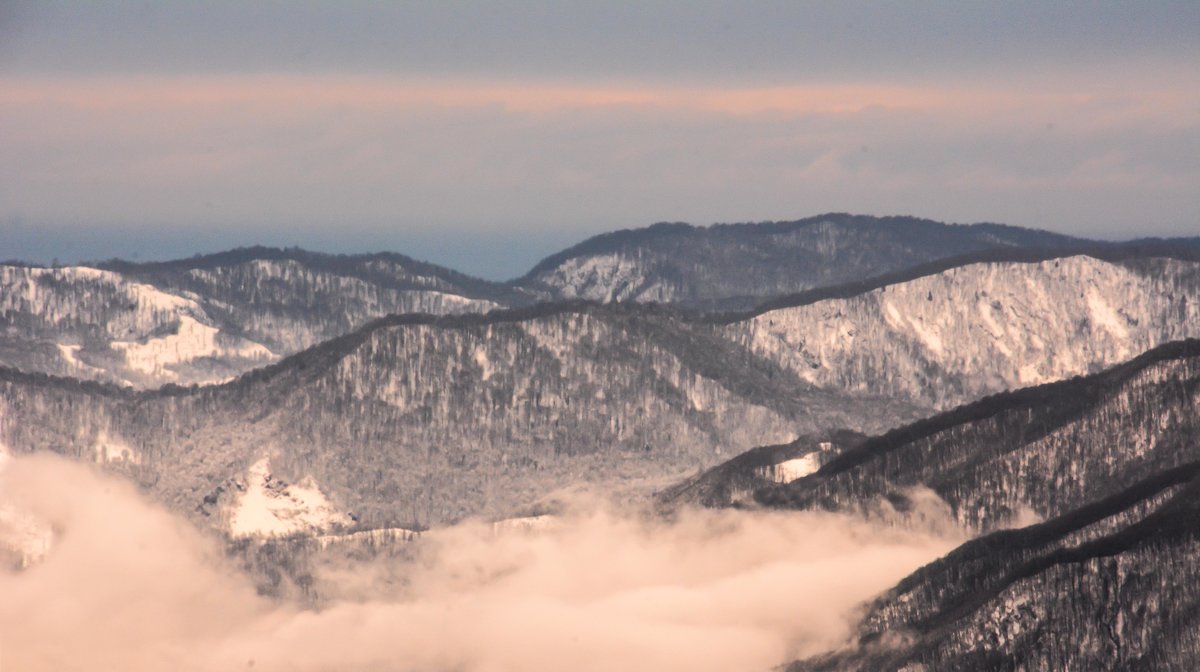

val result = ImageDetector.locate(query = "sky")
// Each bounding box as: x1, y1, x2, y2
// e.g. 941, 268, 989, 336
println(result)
1, 1, 1197, 279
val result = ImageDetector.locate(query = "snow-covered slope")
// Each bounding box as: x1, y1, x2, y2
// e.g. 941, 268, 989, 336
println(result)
227, 457, 352, 538
0, 302, 929, 534
0, 264, 277, 386
171, 256, 505, 353
0, 250, 508, 387
725, 256, 1200, 409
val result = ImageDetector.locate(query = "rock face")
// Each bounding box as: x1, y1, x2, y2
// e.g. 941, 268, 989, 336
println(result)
518, 214, 1085, 307
0, 248, 514, 387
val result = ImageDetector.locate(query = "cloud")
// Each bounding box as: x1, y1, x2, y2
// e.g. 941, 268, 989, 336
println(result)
0, 453, 963, 671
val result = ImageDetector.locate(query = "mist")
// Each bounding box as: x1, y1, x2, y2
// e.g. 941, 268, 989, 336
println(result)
0, 454, 963, 671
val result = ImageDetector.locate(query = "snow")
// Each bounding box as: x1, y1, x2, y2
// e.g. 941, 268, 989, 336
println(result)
111, 315, 273, 379
884, 301, 904, 328
907, 316, 945, 357
1018, 364, 1048, 385
1086, 287, 1130, 343
314, 526, 420, 550
769, 454, 823, 482
474, 346, 494, 381
539, 253, 674, 302
229, 457, 352, 538
4, 259, 498, 388
730, 256, 1200, 409
756, 446, 827, 484
93, 430, 141, 465
56, 343, 81, 366
127, 281, 195, 313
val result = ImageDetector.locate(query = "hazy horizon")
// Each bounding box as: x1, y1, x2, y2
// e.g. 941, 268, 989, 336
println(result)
3, 211, 1197, 282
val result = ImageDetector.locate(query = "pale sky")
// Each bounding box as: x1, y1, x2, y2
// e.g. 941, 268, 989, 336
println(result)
1, 1, 1197, 278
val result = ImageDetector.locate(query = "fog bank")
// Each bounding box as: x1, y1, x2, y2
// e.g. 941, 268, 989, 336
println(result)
0, 454, 963, 671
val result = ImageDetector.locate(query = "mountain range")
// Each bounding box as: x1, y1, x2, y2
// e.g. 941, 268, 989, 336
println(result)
3, 213, 1200, 669
3, 247, 1197, 534
6, 213, 1196, 389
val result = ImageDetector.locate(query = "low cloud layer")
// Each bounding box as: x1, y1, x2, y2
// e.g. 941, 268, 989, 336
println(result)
0, 454, 962, 671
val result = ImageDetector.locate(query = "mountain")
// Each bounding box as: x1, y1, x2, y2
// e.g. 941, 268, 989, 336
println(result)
791, 462, 1200, 671
656, 431, 866, 510
747, 338, 1200, 532
516, 214, 1087, 308
4, 219, 1196, 391
663, 339, 1200, 669
719, 252, 1200, 410
0, 303, 928, 534
2, 251, 1198, 536
0, 247, 523, 387
665, 338, 1200, 531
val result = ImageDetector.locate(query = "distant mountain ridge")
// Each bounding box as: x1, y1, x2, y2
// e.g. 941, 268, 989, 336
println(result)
0, 250, 515, 387
517, 213, 1090, 307
97, 245, 523, 304
3, 215, 1198, 388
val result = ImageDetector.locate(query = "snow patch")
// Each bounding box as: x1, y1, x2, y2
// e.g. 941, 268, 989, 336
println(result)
771, 454, 822, 482
1086, 287, 1129, 341
127, 281, 195, 313
93, 430, 141, 465
540, 253, 674, 302
111, 315, 273, 379
229, 457, 351, 538
473, 346, 494, 381
57, 343, 82, 366
883, 301, 904, 328
315, 527, 420, 550
907, 317, 945, 356
1017, 364, 1048, 385
756, 450, 824, 484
